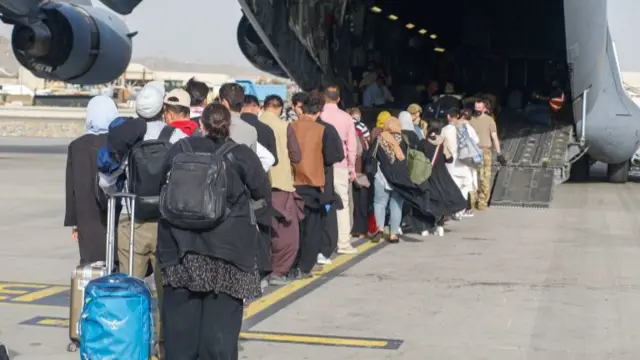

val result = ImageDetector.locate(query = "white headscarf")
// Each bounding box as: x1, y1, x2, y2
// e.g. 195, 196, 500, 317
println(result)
398, 111, 415, 132
85, 95, 119, 135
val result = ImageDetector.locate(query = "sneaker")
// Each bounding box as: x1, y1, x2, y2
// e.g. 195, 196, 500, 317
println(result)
421, 230, 430, 237
268, 275, 291, 286
452, 212, 462, 221
463, 209, 475, 217
317, 253, 332, 265
337, 246, 358, 255
436, 226, 444, 237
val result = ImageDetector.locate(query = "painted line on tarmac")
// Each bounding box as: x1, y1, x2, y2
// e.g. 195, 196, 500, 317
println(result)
21, 316, 402, 350
242, 239, 387, 329
0, 238, 387, 327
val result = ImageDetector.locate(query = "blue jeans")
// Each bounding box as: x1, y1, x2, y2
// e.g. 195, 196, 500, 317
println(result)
373, 179, 404, 235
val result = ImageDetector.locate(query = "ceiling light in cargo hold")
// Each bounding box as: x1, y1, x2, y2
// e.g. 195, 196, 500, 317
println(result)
418, 29, 427, 35
430, 34, 437, 39
406, 23, 415, 29
434, 47, 445, 52
370, 6, 382, 13
388, 14, 398, 20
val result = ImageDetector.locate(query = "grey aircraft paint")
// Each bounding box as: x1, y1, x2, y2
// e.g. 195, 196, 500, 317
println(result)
565, 0, 640, 164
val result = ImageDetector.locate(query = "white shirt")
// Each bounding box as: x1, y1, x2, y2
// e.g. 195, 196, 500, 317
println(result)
256, 142, 275, 172
442, 123, 479, 196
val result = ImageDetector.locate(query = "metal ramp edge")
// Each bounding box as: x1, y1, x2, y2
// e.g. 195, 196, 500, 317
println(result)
490, 167, 556, 208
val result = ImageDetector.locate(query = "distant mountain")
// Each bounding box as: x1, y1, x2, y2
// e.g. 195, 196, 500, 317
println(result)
132, 56, 275, 78
0, 35, 279, 80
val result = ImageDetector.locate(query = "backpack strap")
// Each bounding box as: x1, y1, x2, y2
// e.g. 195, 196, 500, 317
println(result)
158, 126, 176, 141
432, 144, 441, 166
215, 141, 239, 159
178, 138, 193, 153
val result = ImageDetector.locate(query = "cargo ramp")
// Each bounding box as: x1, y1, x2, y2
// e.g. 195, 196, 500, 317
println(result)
490, 112, 574, 208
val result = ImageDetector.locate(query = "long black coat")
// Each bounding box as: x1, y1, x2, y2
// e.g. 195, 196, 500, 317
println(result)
419, 139, 468, 218
65, 134, 109, 264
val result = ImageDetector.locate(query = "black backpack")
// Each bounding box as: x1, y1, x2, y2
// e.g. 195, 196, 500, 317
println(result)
159, 139, 238, 230
127, 126, 176, 221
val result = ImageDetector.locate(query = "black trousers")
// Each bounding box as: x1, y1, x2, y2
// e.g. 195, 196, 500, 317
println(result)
296, 207, 323, 273
320, 207, 338, 258
162, 287, 243, 360
351, 185, 369, 235
256, 225, 272, 279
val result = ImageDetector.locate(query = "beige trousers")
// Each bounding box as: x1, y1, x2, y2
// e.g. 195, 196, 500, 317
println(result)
117, 217, 163, 342
333, 168, 353, 250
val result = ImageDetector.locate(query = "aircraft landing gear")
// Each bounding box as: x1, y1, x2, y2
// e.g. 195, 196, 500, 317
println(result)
607, 160, 630, 183
570, 155, 591, 182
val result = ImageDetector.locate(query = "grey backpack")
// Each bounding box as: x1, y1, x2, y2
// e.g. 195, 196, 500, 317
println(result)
456, 124, 483, 167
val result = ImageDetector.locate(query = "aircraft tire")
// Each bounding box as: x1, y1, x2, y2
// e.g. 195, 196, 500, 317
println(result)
570, 155, 590, 182
607, 160, 630, 183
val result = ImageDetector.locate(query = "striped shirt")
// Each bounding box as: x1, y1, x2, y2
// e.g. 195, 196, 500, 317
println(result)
354, 119, 370, 139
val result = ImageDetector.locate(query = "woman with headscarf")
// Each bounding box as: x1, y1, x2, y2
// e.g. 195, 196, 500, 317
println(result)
370, 110, 391, 140
369, 117, 410, 244
416, 122, 468, 236
398, 111, 420, 149
64, 95, 119, 264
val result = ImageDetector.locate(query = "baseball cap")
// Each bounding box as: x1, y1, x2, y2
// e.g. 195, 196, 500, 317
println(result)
164, 89, 191, 108
136, 83, 164, 119
407, 103, 422, 114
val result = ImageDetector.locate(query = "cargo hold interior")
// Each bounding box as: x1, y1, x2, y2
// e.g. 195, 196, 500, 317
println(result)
354, 0, 571, 106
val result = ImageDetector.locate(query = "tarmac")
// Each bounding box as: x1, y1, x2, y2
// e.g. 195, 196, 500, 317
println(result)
1, 137, 640, 359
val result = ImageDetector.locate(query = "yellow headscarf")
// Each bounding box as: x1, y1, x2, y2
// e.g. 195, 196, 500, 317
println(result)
376, 111, 391, 128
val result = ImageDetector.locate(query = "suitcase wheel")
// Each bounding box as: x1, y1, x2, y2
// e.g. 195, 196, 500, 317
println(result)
66, 341, 79, 352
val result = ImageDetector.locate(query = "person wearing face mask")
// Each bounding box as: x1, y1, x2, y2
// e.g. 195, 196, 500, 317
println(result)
470, 98, 505, 210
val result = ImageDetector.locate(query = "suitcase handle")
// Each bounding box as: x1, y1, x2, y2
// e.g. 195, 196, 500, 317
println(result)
106, 193, 137, 276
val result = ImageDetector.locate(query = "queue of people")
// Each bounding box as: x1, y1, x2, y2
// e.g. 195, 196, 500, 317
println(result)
64, 77, 505, 359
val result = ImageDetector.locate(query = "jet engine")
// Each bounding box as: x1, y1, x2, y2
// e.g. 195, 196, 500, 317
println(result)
10, 2, 134, 84
237, 15, 288, 79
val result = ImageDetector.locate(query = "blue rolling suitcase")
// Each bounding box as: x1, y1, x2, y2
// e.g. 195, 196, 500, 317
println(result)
79, 193, 154, 360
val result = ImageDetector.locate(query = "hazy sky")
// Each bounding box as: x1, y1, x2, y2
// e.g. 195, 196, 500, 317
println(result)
0, 0, 637, 71
118, 0, 251, 65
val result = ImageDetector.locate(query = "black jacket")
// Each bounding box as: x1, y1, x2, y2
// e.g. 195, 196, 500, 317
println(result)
157, 137, 270, 273
240, 113, 279, 166
316, 118, 345, 206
